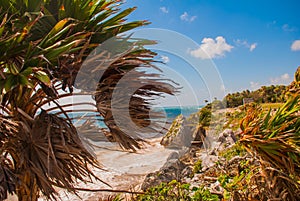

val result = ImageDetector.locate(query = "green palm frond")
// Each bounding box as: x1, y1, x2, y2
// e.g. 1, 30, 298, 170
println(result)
1, 0, 177, 200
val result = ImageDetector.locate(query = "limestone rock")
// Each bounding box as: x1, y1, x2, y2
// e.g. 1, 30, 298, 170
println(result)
141, 158, 185, 191
141, 149, 196, 191
200, 153, 219, 171
160, 114, 194, 149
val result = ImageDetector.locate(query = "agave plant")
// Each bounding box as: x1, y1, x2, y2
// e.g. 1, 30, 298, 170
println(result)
0, 0, 177, 200
239, 94, 300, 200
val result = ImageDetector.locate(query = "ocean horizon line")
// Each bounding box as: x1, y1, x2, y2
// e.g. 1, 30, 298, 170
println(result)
153, 105, 204, 109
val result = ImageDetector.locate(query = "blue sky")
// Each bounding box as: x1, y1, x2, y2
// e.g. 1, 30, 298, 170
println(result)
121, 0, 300, 106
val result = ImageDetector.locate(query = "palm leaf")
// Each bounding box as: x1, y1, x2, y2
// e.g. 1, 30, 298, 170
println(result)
1, 0, 178, 200
3, 111, 105, 200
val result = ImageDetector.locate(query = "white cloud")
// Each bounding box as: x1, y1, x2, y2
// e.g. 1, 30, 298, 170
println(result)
160, 7, 169, 14
250, 81, 261, 90
190, 16, 197, 22
161, 55, 170, 63
282, 73, 290, 80
235, 39, 257, 52
249, 73, 291, 91
180, 12, 197, 22
291, 40, 300, 51
180, 12, 188, 21
190, 36, 233, 59
270, 73, 291, 85
249, 43, 257, 52
282, 24, 297, 32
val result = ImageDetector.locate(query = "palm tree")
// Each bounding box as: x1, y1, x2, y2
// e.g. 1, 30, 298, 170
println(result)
0, 0, 176, 200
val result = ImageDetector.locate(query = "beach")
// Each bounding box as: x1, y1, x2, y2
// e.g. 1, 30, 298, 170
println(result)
35, 138, 176, 201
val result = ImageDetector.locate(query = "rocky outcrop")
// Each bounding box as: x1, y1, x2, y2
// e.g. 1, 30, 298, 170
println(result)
160, 114, 194, 149
141, 128, 240, 193
141, 148, 196, 191
141, 152, 185, 190
141, 114, 198, 190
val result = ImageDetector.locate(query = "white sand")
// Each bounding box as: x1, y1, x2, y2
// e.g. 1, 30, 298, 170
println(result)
36, 138, 175, 201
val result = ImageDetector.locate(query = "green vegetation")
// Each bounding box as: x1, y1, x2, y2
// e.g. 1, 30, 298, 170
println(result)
216, 143, 256, 200
220, 68, 300, 200
224, 108, 246, 130
193, 159, 203, 174
240, 95, 300, 177
237, 95, 300, 200
218, 143, 246, 161
134, 180, 219, 201
261, 102, 283, 109
189, 99, 226, 137
190, 104, 212, 128
0, 0, 176, 200
115, 68, 300, 201
1, 0, 299, 200
215, 69, 300, 200
225, 85, 287, 108
161, 114, 184, 146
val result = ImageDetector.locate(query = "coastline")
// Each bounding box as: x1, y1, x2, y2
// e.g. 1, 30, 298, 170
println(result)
36, 138, 175, 201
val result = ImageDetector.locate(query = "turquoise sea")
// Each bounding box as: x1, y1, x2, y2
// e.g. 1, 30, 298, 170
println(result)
156, 105, 202, 120
70, 105, 202, 129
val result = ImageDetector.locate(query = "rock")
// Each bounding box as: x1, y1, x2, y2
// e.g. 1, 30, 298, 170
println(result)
160, 115, 194, 149
141, 158, 185, 191
160, 115, 184, 146
181, 165, 193, 179
200, 153, 219, 171
210, 181, 223, 193
218, 128, 233, 140
215, 128, 239, 153
167, 151, 180, 160
192, 127, 206, 147
217, 133, 226, 143
141, 149, 196, 191
162, 152, 180, 169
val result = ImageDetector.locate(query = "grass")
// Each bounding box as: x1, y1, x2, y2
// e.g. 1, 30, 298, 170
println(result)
261, 102, 283, 109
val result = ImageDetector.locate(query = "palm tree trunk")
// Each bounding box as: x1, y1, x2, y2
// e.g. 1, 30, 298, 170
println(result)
16, 171, 39, 201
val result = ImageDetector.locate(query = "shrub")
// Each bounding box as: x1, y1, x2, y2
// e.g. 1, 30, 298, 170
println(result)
134, 180, 218, 201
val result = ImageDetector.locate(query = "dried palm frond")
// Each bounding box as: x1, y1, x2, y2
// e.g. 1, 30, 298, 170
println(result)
0, 159, 16, 201
0, 111, 105, 201
1, 0, 178, 200
247, 165, 300, 201
0, 116, 18, 201
92, 46, 178, 150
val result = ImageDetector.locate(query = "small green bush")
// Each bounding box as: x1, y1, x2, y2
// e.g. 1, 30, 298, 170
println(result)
193, 159, 203, 174
134, 180, 219, 201
218, 143, 246, 161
